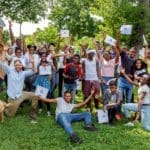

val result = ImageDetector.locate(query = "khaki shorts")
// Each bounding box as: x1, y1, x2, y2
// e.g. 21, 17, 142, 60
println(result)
5, 92, 38, 117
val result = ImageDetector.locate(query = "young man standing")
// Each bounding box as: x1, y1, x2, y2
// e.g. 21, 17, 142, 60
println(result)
118, 47, 137, 103
82, 49, 102, 110
39, 89, 97, 143
63, 54, 82, 102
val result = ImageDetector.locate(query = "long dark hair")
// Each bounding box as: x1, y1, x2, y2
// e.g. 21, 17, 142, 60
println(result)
133, 59, 147, 71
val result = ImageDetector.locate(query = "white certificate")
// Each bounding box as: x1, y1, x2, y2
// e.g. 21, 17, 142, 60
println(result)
60, 29, 69, 37
39, 65, 51, 75
120, 25, 132, 35
35, 85, 49, 98
104, 35, 117, 46
97, 110, 109, 124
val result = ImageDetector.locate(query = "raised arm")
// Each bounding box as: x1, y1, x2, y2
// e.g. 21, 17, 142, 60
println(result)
8, 21, 15, 45
74, 89, 95, 109
0, 55, 10, 74
120, 68, 139, 86
96, 60, 102, 80
39, 96, 57, 103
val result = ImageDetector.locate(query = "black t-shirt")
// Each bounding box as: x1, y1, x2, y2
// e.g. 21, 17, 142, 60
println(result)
120, 51, 135, 78
64, 64, 79, 84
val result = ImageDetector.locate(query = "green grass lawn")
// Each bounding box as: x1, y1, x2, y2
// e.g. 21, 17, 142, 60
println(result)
0, 91, 150, 150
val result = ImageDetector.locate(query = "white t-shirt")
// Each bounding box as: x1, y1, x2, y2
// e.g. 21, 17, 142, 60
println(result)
84, 58, 99, 80
46, 54, 53, 63
138, 84, 150, 104
39, 65, 52, 75
10, 56, 26, 68
55, 97, 76, 120
58, 50, 67, 69
24, 52, 40, 72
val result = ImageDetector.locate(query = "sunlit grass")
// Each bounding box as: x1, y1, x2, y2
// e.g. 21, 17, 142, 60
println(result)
0, 89, 150, 150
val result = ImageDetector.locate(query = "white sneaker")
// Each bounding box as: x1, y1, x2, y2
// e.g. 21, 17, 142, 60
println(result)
86, 108, 91, 112
47, 111, 51, 116
124, 122, 134, 127
31, 120, 37, 124
38, 108, 42, 114
133, 120, 139, 124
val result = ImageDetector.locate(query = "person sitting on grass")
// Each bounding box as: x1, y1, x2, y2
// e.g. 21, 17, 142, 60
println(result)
103, 80, 122, 126
38, 88, 97, 144
122, 73, 150, 130
0, 56, 38, 122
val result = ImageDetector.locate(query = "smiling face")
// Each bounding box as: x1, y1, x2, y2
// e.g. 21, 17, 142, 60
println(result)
103, 51, 111, 60
14, 60, 23, 72
64, 92, 72, 103
40, 53, 47, 62
15, 49, 22, 58
129, 49, 137, 59
73, 55, 80, 64
109, 85, 117, 93
135, 59, 142, 69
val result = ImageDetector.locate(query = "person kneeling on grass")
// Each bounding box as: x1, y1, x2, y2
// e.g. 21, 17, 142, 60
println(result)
0, 57, 38, 122
103, 80, 122, 126
39, 88, 97, 143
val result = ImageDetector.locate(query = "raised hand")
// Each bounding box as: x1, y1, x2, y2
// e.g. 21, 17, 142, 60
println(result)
90, 87, 95, 95
120, 68, 125, 74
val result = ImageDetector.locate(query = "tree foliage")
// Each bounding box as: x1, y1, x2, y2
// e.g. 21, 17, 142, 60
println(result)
25, 25, 58, 44
91, 0, 146, 46
49, 0, 101, 38
2, 30, 10, 44
49, 0, 147, 46
0, 0, 48, 23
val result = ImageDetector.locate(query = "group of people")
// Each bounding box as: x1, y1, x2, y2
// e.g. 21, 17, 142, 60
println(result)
0, 29, 150, 143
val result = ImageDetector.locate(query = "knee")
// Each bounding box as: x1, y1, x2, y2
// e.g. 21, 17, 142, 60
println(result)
57, 113, 67, 122
84, 112, 91, 117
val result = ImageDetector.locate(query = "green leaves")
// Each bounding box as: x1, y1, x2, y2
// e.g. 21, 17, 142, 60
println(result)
0, 0, 48, 23
49, 0, 101, 38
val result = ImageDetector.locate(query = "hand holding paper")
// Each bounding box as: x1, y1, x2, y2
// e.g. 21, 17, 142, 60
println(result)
35, 85, 49, 98
120, 25, 132, 35
60, 29, 70, 37
104, 35, 117, 46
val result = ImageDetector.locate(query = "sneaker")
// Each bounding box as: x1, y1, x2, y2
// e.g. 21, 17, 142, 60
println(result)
86, 108, 91, 112
115, 113, 122, 121
109, 122, 115, 128
38, 108, 42, 114
132, 120, 139, 124
124, 122, 134, 127
70, 133, 83, 144
47, 111, 51, 116
31, 119, 37, 124
83, 124, 97, 131
29, 108, 37, 120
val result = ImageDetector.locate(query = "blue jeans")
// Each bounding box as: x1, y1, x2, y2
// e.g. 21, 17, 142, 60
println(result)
141, 105, 150, 131
101, 76, 113, 94
123, 103, 138, 118
57, 112, 92, 135
118, 77, 133, 103
63, 83, 77, 103
51, 71, 59, 92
